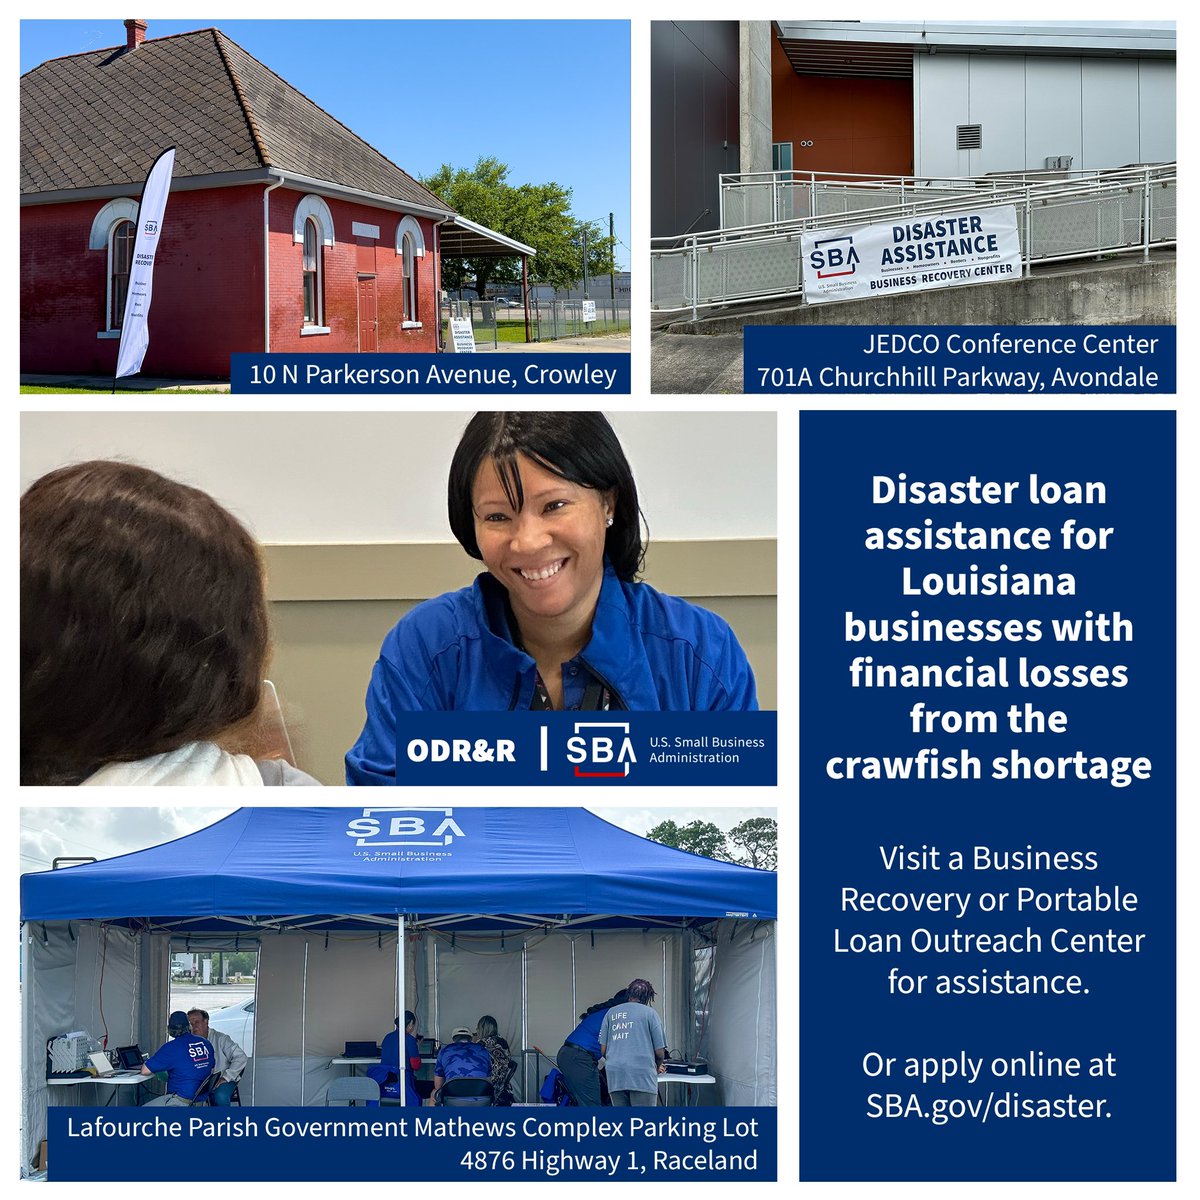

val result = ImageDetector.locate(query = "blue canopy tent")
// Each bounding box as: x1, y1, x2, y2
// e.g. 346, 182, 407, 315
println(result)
21, 808, 776, 1160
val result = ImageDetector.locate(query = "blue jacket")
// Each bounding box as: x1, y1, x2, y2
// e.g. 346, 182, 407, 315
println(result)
565, 1007, 610, 1057
346, 563, 758, 784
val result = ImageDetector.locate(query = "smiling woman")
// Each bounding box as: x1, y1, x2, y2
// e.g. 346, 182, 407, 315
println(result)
345, 412, 759, 785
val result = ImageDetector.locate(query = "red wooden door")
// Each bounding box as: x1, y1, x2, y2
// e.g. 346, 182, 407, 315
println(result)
358, 277, 378, 352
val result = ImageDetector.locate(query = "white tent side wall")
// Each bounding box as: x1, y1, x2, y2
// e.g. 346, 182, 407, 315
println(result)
22, 923, 169, 1169
703, 921, 777, 1106
256, 932, 399, 1055
23, 916, 775, 1153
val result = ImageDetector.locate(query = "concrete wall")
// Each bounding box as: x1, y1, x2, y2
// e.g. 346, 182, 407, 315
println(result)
664, 257, 1176, 334
739, 22, 773, 176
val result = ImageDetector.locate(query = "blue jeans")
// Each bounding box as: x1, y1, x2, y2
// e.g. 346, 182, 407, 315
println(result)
211, 1079, 238, 1106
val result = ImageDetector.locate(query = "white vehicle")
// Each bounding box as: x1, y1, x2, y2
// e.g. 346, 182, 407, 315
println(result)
207, 997, 255, 1058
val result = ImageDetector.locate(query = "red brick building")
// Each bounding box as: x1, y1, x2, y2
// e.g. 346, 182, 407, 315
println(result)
20, 20, 529, 377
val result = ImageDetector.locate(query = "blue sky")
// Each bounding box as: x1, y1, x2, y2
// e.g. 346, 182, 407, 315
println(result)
20, 19, 631, 268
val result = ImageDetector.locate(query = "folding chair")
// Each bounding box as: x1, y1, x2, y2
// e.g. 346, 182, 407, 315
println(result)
187, 1072, 218, 1107
327, 1076, 381, 1106
437, 1077, 494, 1107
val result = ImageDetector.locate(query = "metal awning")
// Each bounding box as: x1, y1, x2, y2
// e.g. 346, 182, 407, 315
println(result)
439, 214, 537, 258
774, 21, 1176, 79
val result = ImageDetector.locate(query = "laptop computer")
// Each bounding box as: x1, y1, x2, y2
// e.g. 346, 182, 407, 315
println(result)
89, 1051, 117, 1076
116, 1045, 145, 1070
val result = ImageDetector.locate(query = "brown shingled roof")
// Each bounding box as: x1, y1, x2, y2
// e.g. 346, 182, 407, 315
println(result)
20, 26, 450, 213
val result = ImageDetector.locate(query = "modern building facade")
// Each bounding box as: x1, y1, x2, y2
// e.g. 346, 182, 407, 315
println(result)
773, 21, 1176, 180
652, 20, 1176, 238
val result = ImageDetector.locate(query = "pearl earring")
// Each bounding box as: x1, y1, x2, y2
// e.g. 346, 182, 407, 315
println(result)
605, 516, 614, 527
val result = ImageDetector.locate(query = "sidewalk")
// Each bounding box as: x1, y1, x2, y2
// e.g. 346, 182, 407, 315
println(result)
21, 374, 230, 393
21, 336, 631, 393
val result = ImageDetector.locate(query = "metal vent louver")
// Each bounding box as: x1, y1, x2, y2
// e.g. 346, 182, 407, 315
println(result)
957, 124, 983, 150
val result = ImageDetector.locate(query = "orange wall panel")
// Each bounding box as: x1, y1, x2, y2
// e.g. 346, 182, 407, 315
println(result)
772, 37, 914, 177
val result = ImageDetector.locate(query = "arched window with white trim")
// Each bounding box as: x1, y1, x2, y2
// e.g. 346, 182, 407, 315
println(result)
110, 220, 136, 329
89, 197, 139, 335
293, 195, 334, 334
396, 216, 425, 328
402, 232, 418, 324
302, 217, 322, 326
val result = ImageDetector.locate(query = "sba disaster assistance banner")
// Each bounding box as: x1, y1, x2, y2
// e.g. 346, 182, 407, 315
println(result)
115, 146, 175, 380
802, 204, 1021, 305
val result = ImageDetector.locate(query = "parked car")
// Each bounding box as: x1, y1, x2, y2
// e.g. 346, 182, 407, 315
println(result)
208, 996, 255, 1057
492, 297, 520, 307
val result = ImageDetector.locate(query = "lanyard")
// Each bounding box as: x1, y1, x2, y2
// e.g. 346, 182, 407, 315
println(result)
529, 670, 611, 712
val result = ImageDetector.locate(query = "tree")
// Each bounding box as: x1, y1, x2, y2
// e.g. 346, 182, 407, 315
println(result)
420, 157, 616, 298
728, 817, 777, 871
645, 819, 732, 862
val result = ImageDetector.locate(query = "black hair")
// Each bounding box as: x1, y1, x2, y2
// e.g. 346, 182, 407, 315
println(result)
581, 988, 629, 1019
447, 412, 645, 581
627, 978, 656, 1004
404, 1010, 416, 1028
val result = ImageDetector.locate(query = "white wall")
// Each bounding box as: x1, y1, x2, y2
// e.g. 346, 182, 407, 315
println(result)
19, 411, 777, 544
914, 54, 1176, 175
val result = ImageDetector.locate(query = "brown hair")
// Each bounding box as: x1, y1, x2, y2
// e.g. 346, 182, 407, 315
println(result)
21, 460, 270, 784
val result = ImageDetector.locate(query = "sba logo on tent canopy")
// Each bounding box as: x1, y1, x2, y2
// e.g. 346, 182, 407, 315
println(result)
345, 808, 466, 846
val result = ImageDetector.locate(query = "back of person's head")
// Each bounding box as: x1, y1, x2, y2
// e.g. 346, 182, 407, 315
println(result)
627, 978, 656, 1005
475, 1015, 498, 1041
447, 411, 645, 581
21, 460, 270, 785
450, 1026, 473, 1043
581, 988, 629, 1019
404, 1010, 416, 1029
167, 1011, 190, 1038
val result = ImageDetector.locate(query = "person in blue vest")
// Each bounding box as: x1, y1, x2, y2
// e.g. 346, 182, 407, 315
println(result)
368, 1012, 425, 1105
431, 1027, 492, 1104
346, 412, 758, 784
141, 1010, 214, 1105
557, 989, 628, 1106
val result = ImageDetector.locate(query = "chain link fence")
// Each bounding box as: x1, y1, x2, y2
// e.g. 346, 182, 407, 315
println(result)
441, 298, 631, 349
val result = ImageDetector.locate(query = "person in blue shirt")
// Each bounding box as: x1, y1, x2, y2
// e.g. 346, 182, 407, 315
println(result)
431, 1027, 492, 1103
141, 1010, 214, 1105
346, 412, 758, 784
368, 1012, 425, 1105
557, 989, 628, 1106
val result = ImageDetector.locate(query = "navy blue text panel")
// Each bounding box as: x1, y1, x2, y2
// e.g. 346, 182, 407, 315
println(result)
386, 712, 776, 786
48, 1107, 775, 1182
745, 326, 1174, 394
799, 412, 1175, 1181
231, 353, 629, 394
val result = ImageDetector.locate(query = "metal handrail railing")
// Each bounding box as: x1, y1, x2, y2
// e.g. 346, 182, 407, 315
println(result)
715, 163, 1171, 228
651, 164, 1175, 317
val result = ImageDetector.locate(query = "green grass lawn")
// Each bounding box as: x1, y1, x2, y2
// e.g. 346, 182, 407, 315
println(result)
444, 322, 631, 345
21, 385, 229, 394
